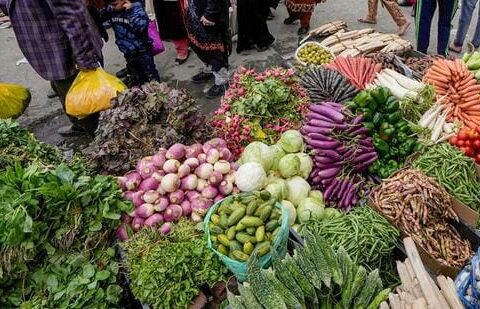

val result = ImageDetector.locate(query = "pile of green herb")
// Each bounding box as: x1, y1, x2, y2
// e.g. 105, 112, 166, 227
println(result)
0, 163, 132, 307
123, 220, 227, 308
90, 82, 212, 175
300, 206, 400, 286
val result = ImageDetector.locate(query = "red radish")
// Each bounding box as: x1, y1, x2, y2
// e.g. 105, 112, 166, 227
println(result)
195, 163, 214, 180
163, 159, 180, 173
131, 191, 145, 207
218, 148, 233, 161
166, 143, 186, 160
136, 157, 158, 179
169, 190, 185, 204
213, 160, 231, 174
177, 164, 191, 178
144, 213, 164, 227
160, 173, 180, 193
206, 148, 220, 164
181, 200, 192, 216
186, 144, 203, 158
138, 177, 160, 191
136, 203, 155, 218
181, 174, 198, 191
154, 197, 169, 212
142, 190, 160, 204
132, 217, 144, 231
198, 153, 207, 164
184, 157, 200, 169
124, 171, 142, 190
202, 185, 218, 199
208, 171, 223, 186
151, 153, 166, 168
187, 191, 201, 202
214, 194, 225, 203
160, 222, 172, 235
218, 180, 233, 195
196, 178, 207, 192
116, 224, 129, 241
163, 204, 183, 222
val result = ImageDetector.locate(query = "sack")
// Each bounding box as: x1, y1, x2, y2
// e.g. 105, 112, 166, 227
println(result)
66, 68, 126, 118
204, 197, 289, 282
149, 20, 165, 56
0, 83, 31, 119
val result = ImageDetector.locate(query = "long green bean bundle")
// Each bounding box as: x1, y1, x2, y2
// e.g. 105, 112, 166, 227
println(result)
411, 143, 480, 211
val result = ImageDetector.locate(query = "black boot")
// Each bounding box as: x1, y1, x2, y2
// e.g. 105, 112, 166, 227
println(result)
206, 84, 229, 99
192, 72, 214, 84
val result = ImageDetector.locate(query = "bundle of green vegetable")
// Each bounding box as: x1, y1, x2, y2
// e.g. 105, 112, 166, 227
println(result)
300, 67, 359, 103
300, 206, 400, 284
123, 219, 227, 308
347, 87, 420, 178
463, 51, 480, 80
235, 130, 325, 228
90, 82, 212, 175
0, 163, 131, 307
228, 232, 390, 308
411, 143, 480, 212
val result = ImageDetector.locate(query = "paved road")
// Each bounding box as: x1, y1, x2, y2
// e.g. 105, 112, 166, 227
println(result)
0, 1, 477, 146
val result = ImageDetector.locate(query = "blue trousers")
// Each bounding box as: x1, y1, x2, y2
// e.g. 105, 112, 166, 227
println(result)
454, 0, 480, 48
415, 0, 457, 55
125, 51, 160, 85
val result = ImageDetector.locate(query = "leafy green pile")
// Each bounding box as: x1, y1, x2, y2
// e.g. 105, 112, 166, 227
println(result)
123, 220, 227, 308
300, 206, 400, 286
0, 163, 132, 308
90, 82, 212, 175
229, 232, 390, 308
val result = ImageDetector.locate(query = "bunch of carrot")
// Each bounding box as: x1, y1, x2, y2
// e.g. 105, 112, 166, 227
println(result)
423, 59, 480, 129
327, 56, 382, 89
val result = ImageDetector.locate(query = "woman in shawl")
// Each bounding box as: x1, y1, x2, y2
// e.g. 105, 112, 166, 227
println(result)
284, 0, 320, 35
237, 0, 275, 52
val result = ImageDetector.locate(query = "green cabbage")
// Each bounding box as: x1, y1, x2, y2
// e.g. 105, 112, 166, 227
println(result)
297, 197, 325, 223
269, 144, 286, 171
309, 190, 324, 204
281, 200, 296, 226
278, 130, 304, 153
265, 178, 289, 200
297, 153, 313, 179
278, 154, 300, 178
235, 162, 267, 192
241, 141, 274, 171
286, 176, 311, 206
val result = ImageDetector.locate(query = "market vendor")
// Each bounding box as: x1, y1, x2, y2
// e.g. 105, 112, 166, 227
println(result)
415, 0, 456, 56
284, 0, 325, 35
0, 0, 104, 136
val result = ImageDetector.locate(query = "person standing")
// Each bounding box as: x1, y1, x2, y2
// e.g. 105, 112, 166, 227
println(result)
284, 0, 316, 35
358, 0, 411, 36
0, 0, 104, 136
185, 0, 230, 98
153, 0, 190, 64
237, 0, 275, 52
449, 0, 480, 53
415, 0, 457, 55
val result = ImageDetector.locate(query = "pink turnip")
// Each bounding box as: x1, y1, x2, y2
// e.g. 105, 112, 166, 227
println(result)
163, 159, 180, 173
144, 213, 164, 227
195, 163, 214, 180
202, 185, 218, 199
159, 222, 172, 235
177, 164, 191, 178
218, 148, 233, 161
180, 200, 192, 217
142, 190, 160, 204
187, 191, 201, 202
136, 157, 158, 179
124, 171, 142, 190
138, 177, 160, 191
136, 203, 155, 218
184, 157, 200, 169
185, 143, 203, 158
206, 148, 220, 164
208, 171, 223, 186
132, 191, 145, 207
163, 204, 183, 222
116, 224, 129, 241
166, 143, 186, 160
169, 190, 185, 204
196, 178, 207, 192
132, 217, 144, 231
151, 153, 166, 168
181, 174, 198, 191
154, 197, 169, 212
218, 180, 234, 195
160, 173, 180, 193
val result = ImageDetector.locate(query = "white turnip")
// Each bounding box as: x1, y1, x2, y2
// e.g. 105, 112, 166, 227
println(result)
177, 164, 191, 178
206, 148, 220, 164
136, 203, 155, 218
142, 190, 160, 204
163, 159, 180, 173
160, 173, 180, 193
195, 163, 214, 180
213, 160, 231, 174
181, 174, 198, 191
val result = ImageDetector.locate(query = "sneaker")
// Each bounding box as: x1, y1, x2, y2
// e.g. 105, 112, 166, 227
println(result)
297, 26, 310, 36
206, 84, 228, 99
116, 68, 129, 79
57, 124, 88, 137
192, 72, 214, 84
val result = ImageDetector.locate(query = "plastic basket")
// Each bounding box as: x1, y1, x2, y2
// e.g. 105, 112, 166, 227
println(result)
204, 196, 289, 282
294, 41, 335, 67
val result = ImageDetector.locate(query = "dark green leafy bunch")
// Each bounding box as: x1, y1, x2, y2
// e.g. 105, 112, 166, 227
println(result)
123, 220, 228, 309
230, 233, 389, 308
90, 82, 212, 175
0, 163, 132, 308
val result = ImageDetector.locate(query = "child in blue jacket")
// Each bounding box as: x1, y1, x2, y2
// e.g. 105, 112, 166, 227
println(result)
102, 0, 160, 85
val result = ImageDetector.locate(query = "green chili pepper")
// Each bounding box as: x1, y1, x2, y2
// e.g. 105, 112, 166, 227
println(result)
371, 87, 389, 106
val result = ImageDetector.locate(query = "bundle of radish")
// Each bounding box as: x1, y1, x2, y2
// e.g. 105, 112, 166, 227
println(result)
300, 67, 359, 103
418, 103, 457, 143
327, 56, 382, 89
423, 59, 480, 129
301, 102, 378, 210
117, 138, 238, 239
369, 69, 427, 100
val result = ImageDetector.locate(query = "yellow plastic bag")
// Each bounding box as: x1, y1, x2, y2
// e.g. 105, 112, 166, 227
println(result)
0, 83, 31, 119
66, 68, 126, 118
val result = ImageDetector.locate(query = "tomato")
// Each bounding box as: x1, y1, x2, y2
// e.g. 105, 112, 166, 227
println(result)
449, 136, 459, 146
458, 128, 469, 140
463, 146, 475, 157
457, 140, 466, 147
474, 140, 480, 151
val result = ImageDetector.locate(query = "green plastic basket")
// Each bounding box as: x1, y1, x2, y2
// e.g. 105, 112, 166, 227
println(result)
204, 196, 289, 282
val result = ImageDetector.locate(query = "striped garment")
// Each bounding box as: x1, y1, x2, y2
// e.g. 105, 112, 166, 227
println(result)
0, 0, 103, 81
285, 0, 316, 13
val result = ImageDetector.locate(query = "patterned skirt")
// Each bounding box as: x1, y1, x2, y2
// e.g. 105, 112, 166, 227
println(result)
285, 0, 316, 13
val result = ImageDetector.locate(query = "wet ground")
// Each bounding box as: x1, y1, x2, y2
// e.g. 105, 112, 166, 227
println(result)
1, 1, 478, 149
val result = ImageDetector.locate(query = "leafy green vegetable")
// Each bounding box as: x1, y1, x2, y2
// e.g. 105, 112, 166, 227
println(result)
123, 220, 227, 309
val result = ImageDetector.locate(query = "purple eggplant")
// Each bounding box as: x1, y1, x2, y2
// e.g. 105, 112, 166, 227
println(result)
354, 155, 378, 172
348, 126, 369, 137
352, 152, 377, 164
318, 166, 341, 180
306, 112, 334, 123
318, 149, 342, 160
314, 161, 343, 172
308, 133, 336, 142
314, 155, 340, 164
307, 138, 341, 150
309, 104, 345, 122
324, 179, 338, 200
302, 125, 333, 135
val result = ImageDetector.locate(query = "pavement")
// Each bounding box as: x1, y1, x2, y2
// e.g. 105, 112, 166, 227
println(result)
0, 0, 478, 148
